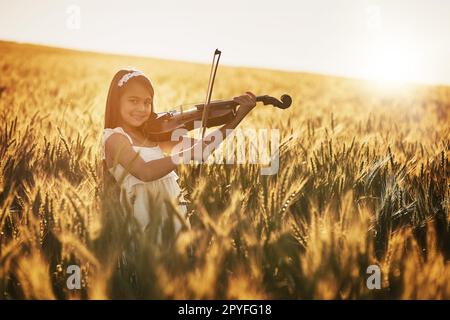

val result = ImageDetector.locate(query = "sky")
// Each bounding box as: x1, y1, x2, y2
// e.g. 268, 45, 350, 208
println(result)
0, 0, 449, 85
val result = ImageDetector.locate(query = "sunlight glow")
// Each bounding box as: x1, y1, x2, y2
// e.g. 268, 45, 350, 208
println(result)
0, 0, 448, 85
364, 37, 424, 86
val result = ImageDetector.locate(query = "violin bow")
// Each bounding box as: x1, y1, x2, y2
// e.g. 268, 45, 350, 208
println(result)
200, 49, 221, 139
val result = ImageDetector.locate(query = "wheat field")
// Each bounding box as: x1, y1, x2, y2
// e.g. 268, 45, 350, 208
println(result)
0, 40, 448, 299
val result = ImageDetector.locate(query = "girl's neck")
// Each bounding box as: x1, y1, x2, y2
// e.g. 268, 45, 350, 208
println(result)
121, 124, 142, 138
121, 124, 157, 147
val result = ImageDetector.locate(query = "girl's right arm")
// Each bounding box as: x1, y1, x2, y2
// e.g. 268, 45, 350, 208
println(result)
105, 133, 201, 182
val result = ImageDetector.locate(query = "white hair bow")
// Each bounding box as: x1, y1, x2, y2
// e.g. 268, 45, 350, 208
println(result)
118, 70, 145, 87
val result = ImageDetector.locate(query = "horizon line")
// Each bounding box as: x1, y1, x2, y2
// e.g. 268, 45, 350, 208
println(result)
1, 37, 449, 88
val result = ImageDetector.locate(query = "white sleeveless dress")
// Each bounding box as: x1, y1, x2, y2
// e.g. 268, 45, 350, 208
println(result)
101, 126, 188, 233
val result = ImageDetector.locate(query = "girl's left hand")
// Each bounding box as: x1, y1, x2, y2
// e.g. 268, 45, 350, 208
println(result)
233, 91, 257, 117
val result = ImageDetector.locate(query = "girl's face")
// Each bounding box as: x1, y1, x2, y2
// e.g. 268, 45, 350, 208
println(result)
119, 80, 153, 128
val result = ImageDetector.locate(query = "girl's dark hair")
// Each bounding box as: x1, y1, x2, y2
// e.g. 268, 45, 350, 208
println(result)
102, 68, 157, 198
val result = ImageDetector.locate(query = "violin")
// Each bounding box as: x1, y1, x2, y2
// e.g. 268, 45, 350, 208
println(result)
144, 49, 293, 141
145, 94, 292, 141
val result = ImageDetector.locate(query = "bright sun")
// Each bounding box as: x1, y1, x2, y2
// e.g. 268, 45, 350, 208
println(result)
364, 37, 423, 86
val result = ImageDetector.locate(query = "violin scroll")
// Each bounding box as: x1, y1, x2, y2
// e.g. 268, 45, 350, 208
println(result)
257, 94, 292, 109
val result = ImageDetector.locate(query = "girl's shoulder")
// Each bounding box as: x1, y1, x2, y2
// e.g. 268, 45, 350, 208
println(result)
102, 127, 134, 161
103, 127, 133, 145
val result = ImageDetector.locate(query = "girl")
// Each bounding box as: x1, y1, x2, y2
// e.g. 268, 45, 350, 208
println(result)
101, 68, 256, 236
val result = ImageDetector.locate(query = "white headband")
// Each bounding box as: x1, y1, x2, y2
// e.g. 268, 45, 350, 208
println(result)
118, 70, 145, 87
